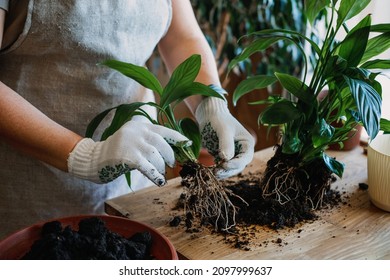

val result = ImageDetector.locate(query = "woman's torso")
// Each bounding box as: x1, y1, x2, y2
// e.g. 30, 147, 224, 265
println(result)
0, 0, 172, 239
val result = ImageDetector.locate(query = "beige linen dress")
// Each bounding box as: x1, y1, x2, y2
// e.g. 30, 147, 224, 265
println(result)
0, 0, 172, 239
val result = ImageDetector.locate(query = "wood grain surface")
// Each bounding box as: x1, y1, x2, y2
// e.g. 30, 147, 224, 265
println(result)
105, 146, 390, 260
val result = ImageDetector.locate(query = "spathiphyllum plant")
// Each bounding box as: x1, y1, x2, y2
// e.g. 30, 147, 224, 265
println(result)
229, 0, 390, 208
87, 54, 244, 231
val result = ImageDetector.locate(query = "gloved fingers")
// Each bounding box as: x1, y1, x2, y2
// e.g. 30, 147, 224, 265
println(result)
139, 145, 167, 175
213, 154, 249, 180
135, 156, 166, 186
148, 123, 192, 147
212, 135, 255, 179
213, 167, 242, 180
144, 132, 176, 168
200, 123, 220, 157
216, 129, 235, 161
220, 138, 254, 170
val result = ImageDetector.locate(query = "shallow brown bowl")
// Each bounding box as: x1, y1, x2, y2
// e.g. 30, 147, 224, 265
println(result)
0, 215, 178, 260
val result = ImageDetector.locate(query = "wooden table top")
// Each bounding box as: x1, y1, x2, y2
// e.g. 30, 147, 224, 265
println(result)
105, 145, 390, 260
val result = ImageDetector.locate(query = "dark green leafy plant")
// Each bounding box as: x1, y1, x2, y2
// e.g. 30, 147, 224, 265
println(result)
191, 0, 307, 79
230, 0, 390, 207
191, 1, 322, 151
87, 54, 245, 231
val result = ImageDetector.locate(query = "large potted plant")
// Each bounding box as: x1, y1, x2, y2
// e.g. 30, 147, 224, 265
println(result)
230, 0, 390, 209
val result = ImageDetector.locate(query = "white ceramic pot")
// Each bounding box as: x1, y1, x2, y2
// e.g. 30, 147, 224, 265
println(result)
367, 134, 390, 211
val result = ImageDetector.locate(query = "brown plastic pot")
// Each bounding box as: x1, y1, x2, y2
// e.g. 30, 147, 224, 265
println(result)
0, 214, 178, 260
328, 124, 363, 151
318, 90, 363, 151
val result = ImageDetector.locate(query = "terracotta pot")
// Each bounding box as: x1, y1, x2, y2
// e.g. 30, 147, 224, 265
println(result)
318, 90, 363, 151
0, 215, 178, 260
328, 124, 363, 151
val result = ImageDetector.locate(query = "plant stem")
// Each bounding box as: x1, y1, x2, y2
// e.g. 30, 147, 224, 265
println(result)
311, 5, 335, 96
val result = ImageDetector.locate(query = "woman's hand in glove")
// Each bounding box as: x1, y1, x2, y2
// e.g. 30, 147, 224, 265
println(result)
195, 96, 255, 179
67, 121, 190, 186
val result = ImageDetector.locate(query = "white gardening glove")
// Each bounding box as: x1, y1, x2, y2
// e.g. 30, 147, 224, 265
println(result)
195, 96, 255, 179
67, 121, 190, 186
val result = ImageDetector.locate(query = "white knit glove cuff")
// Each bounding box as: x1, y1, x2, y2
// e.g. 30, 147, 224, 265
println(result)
195, 97, 229, 124
67, 138, 103, 183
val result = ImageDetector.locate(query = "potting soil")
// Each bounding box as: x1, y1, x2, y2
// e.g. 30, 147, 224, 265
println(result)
22, 217, 153, 260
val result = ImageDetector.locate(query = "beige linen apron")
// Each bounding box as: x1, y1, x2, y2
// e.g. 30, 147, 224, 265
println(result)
0, 0, 172, 239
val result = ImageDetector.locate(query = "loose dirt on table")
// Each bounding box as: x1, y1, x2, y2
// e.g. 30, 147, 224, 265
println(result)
172, 147, 346, 250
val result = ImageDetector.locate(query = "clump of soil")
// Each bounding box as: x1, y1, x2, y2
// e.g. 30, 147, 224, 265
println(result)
23, 217, 153, 260
260, 145, 335, 210
175, 145, 343, 237
224, 171, 341, 230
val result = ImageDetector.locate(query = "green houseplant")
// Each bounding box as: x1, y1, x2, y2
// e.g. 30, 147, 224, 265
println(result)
191, 0, 307, 78
190, 0, 310, 151
86, 55, 245, 231
230, 0, 390, 208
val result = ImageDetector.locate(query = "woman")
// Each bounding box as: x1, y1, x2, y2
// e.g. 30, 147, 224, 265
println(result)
0, 0, 254, 239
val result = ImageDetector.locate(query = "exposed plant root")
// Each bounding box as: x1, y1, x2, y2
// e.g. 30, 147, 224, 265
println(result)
171, 146, 342, 238
179, 161, 248, 232
260, 145, 333, 209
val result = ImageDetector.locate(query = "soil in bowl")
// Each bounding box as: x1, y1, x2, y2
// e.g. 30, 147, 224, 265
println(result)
0, 215, 178, 260
22, 217, 154, 260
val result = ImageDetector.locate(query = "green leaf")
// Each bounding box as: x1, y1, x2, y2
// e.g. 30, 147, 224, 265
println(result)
347, 67, 371, 80
230, 31, 311, 80
100, 60, 163, 95
348, 109, 362, 123
370, 24, 390, 33
327, 86, 358, 121
282, 131, 303, 154
248, 29, 322, 55
228, 37, 284, 72
312, 119, 335, 148
345, 76, 382, 140
161, 54, 201, 108
338, 15, 371, 67
86, 106, 118, 138
162, 82, 223, 109
323, 153, 345, 178
282, 116, 305, 154
305, 0, 330, 26
260, 100, 303, 125
275, 73, 314, 105
337, 0, 371, 28
248, 95, 282, 105
86, 103, 148, 141
101, 102, 147, 140
360, 59, 390, 70
322, 55, 348, 80
125, 172, 131, 189
179, 118, 201, 158
360, 32, 390, 64
232, 75, 277, 106
380, 118, 390, 133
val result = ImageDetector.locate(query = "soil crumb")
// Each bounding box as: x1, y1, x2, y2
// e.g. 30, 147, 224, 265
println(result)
174, 169, 344, 250
224, 172, 342, 230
